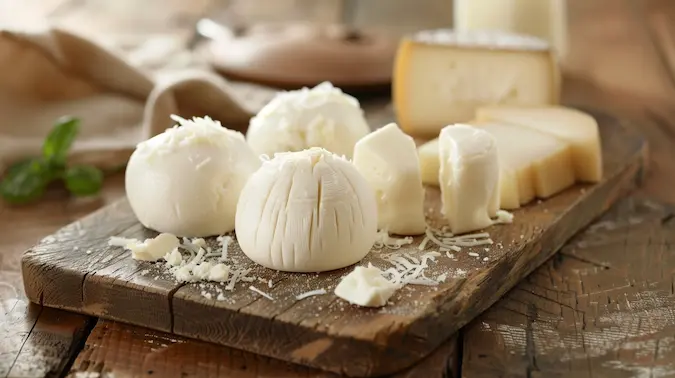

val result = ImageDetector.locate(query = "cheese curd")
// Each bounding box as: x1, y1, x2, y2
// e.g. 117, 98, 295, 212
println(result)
235, 147, 377, 272
246, 82, 370, 158
125, 115, 261, 237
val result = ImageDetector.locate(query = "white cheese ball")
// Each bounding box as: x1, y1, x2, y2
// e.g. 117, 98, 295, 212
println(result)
126, 115, 261, 237
246, 82, 370, 158
235, 147, 377, 272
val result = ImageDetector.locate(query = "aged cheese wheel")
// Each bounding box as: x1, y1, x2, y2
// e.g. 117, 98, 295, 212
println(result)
203, 22, 397, 89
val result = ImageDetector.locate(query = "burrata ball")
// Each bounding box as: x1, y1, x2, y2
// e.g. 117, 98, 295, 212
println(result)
235, 147, 378, 272
246, 81, 370, 158
125, 115, 261, 237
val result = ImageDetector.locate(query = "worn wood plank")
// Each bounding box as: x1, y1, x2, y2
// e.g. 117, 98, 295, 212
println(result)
20, 106, 646, 377
461, 197, 675, 378
0, 173, 125, 378
66, 319, 458, 378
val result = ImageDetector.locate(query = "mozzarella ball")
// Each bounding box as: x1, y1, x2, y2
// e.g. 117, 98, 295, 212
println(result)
246, 81, 370, 158
235, 147, 377, 272
126, 115, 261, 237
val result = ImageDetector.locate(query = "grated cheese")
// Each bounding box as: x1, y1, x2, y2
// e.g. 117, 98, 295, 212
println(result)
249, 286, 274, 300
373, 229, 414, 250
296, 288, 327, 300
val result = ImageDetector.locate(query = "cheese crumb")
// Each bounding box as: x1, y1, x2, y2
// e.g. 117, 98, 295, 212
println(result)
468, 252, 479, 257
296, 289, 327, 300
335, 266, 399, 307
249, 286, 274, 300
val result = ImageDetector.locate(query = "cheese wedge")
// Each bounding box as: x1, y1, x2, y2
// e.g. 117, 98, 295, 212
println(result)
394, 29, 560, 138
476, 105, 602, 182
473, 122, 575, 204
353, 123, 427, 235
439, 125, 499, 234
417, 138, 440, 186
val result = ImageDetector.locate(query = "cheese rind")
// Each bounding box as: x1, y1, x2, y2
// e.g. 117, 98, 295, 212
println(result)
476, 105, 602, 182
473, 121, 575, 202
394, 29, 560, 138
417, 138, 441, 186
353, 123, 427, 235
439, 124, 500, 234
334, 266, 399, 307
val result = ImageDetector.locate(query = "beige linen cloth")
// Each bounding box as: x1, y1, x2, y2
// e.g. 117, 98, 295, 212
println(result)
0, 27, 278, 174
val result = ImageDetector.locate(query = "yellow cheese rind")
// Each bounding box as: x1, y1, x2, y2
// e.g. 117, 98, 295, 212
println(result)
417, 138, 440, 186
393, 30, 560, 138
476, 105, 602, 182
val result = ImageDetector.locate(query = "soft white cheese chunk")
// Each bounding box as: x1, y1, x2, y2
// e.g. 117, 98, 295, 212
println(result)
125, 115, 261, 237
476, 105, 602, 182
235, 147, 378, 272
439, 124, 499, 234
246, 81, 370, 158
128, 233, 180, 262
417, 138, 441, 186
353, 123, 426, 235
334, 265, 399, 307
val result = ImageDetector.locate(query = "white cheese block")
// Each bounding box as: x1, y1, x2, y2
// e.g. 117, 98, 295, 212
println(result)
476, 105, 602, 182
417, 138, 440, 186
334, 265, 399, 307
394, 29, 560, 138
439, 125, 499, 234
473, 121, 575, 204
353, 123, 427, 235
235, 148, 378, 273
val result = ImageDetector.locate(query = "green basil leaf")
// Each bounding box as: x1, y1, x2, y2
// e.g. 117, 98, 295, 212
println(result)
42, 116, 80, 168
64, 165, 103, 196
0, 159, 49, 204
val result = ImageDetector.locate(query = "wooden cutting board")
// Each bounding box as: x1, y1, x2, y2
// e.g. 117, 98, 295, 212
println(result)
21, 104, 647, 377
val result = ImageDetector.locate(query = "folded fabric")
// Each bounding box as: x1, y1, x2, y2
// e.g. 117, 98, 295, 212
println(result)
0, 26, 278, 174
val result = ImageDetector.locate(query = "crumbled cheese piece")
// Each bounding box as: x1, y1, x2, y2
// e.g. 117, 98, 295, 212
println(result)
201, 290, 213, 300
335, 266, 399, 307
164, 248, 183, 267
249, 286, 274, 300
111, 233, 180, 262
86, 250, 92, 254
436, 273, 447, 282
296, 289, 327, 300
208, 264, 230, 282
446, 252, 455, 259
192, 262, 214, 280
468, 252, 479, 257
494, 210, 514, 224
217, 293, 226, 301
268, 279, 273, 288
483, 257, 489, 261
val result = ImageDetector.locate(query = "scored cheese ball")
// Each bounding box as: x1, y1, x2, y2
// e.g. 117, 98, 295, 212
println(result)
439, 124, 499, 234
235, 147, 378, 273
246, 81, 370, 158
394, 29, 560, 138
353, 123, 426, 235
476, 105, 602, 182
125, 115, 261, 237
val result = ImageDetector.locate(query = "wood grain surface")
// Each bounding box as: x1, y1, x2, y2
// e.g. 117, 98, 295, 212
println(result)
66, 319, 458, 378
20, 106, 646, 377
461, 197, 675, 377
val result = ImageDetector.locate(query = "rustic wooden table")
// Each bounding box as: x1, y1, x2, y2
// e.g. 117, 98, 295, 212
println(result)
3, 0, 675, 377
